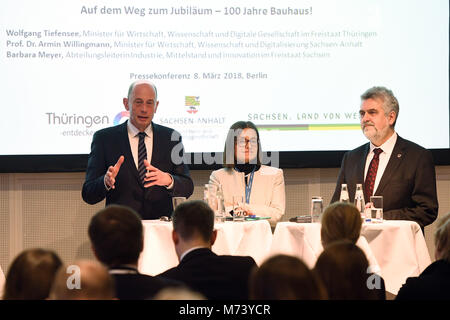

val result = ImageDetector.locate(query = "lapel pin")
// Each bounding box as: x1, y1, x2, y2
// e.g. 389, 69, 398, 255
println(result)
397, 153, 402, 158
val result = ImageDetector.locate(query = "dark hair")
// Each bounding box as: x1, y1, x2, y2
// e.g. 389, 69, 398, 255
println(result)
223, 121, 262, 168
321, 202, 362, 247
88, 204, 143, 266
3, 248, 62, 300
314, 240, 377, 300
250, 254, 327, 300
172, 200, 214, 242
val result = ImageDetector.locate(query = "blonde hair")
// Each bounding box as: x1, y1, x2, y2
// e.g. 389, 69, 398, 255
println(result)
321, 202, 362, 247
434, 213, 450, 262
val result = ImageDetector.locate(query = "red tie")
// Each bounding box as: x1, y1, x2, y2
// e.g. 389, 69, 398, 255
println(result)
364, 148, 383, 199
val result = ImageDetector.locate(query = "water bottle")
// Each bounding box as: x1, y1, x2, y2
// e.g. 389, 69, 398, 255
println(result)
339, 184, 350, 203
354, 184, 365, 219
203, 184, 210, 203
216, 184, 226, 222
207, 184, 218, 212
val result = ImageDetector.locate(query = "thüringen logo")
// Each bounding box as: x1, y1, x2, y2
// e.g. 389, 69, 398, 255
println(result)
114, 111, 129, 125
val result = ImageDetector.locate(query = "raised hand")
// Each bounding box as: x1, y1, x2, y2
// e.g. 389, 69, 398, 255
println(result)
143, 159, 173, 188
104, 155, 124, 189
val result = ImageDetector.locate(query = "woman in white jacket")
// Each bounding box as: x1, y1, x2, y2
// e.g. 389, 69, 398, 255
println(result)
209, 121, 286, 225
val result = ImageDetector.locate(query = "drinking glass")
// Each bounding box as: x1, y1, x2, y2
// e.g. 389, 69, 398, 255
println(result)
172, 197, 186, 210
370, 196, 383, 223
310, 196, 323, 223
232, 195, 245, 222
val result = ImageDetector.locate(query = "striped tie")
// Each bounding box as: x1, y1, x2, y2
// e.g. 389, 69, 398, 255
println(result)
138, 132, 147, 185
364, 148, 382, 199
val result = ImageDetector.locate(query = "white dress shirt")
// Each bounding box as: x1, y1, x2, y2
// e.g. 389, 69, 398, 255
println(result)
364, 132, 397, 195
127, 121, 153, 169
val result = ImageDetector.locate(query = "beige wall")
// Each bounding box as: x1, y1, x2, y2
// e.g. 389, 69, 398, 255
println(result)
1, 166, 449, 273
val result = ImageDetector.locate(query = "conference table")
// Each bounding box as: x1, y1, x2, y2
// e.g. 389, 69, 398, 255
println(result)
138, 219, 273, 276
0, 265, 5, 298
270, 220, 431, 295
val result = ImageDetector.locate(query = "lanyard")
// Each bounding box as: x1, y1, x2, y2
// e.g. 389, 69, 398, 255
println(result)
245, 170, 255, 204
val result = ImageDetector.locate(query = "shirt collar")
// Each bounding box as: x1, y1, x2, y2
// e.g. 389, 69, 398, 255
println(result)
108, 264, 139, 275
179, 246, 209, 262
370, 131, 397, 155
127, 120, 152, 137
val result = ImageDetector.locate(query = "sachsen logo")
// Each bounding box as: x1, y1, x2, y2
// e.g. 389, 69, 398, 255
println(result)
114, 111, 129, 125
185, 96, 199, 114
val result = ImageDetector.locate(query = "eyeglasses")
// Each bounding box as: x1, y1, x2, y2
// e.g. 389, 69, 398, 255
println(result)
237, 138, 258, 147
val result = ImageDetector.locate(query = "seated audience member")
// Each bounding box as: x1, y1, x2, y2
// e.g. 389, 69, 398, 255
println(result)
3, 248, 62, 300
157, 200, 257, 300
209, 121, 285, 225
49, 260, 115, 300
153, 286, 206, 300
314, 240, 383, 300
320, 203, 385, 299
249, 254, 327, 300
396, 212, 450, 300
88, 204, 180, 299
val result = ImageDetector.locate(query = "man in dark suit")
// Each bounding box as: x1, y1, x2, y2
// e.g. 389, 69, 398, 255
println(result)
158, 200, 257, 300
88, 204, 180, 300
331, 86, 438, 229
82, 80, 193, 219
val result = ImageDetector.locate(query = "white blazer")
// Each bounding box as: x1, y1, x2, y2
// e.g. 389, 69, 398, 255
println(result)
209, 165, 286, 225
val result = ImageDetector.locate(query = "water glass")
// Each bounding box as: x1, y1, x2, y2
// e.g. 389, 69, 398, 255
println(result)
172, 197, 186, 210
370, 196, 383, 223
232, 195, 245, 222
310, 196, 323, 223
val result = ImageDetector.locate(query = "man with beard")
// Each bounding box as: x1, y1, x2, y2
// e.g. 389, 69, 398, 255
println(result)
331, 86, 438, 231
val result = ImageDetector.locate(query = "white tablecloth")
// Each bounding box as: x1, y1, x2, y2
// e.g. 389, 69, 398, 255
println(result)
269, 222, 380, 273
270, 220, 431, 295
138, 219, 273, 276
361, 220, 431, 295
0, 265, 5, 299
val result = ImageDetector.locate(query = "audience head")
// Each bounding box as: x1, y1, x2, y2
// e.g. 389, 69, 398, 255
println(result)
434, 212, 450, 262
250, 254, 327, 300
153, 286, 206, 300
3, 248, 62, 300
171, 200, 217, 258
321, 202, 362, 247
223, 121, 262, 167
88, 204, 143, 267
314, 240, 378, 300
49, 260, 115, 300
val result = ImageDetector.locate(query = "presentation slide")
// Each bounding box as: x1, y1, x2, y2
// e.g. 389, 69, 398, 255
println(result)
1, 0, 448, 155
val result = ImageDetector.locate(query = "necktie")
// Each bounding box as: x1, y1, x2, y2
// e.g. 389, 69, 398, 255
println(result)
138, 132, 147, 185
364, 148, 383, 199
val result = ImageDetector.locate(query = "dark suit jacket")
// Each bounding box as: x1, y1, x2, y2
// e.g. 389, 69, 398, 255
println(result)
395, 259, 450, 300
331, 135, 438, 228
157, 248, 257, 300
110, 267, 181, 300
82, 121, 194, 219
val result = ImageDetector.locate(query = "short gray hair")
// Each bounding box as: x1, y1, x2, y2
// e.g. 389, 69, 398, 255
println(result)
361, 86, 399, 127
127, 81, 158, 106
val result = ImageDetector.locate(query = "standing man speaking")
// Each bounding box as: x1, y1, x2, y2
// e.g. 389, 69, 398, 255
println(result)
82, 80, 193, 219
331, 86, 438, 230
